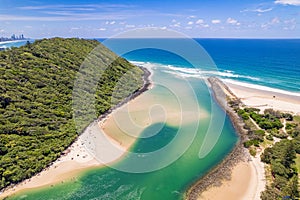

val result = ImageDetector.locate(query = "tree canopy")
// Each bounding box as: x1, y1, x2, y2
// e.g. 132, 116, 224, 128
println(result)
0, 38, 144, 190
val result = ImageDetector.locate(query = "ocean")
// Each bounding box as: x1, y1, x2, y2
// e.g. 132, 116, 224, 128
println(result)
0, 40, 34, 50
8, 39, 300, 200
112, 39, 300, 95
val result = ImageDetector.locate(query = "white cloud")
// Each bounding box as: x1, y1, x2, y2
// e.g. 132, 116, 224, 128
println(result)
271, 17, 280, 24
284, 25, 296, 30
261, 17, 282, 29
188, 15, 196, 19
172, 19, 177, 23
283, 18, 296, 30
211, 19, 221, 24
97, 28, 106, 31
284, 18, 296, 24
172, 22, 181, 27
0, 29, 4, 32
261, 23, 269, 29
196, 19, 204, 24
254, 8, 273, 12
125, 24, 135, 28
18, 3, 136, 10
160, 26, 167, 30
226, 17, 238, 25
275, 0, 300, 5
105, 21, 116, 25
187, 21, 194, 25
241, 7, 273, 13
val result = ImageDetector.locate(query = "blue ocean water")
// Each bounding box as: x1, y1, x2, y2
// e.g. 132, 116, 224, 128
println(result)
8, 38, 299, 94
102, 39, 300, 95
0, 40, 34, 49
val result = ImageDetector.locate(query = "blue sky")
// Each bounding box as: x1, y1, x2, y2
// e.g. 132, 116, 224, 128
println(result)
0, 0, 300, 38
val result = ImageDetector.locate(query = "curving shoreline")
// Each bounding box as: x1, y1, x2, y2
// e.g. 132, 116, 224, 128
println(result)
186, 77, 249, 200
97, 66, 152, 123
0, 66, 152, 199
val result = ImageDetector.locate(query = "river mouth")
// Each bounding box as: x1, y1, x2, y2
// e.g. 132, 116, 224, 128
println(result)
9, 64, 238, 200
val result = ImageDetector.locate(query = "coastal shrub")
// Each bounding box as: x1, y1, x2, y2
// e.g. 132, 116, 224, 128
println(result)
289, 127, 300, 138
241, 113, 249, 120
261, 139, 298, 199
243, 140, 253, 148
261, 186, 281, 200
264, 108, 282, 119
237, 109, 245, 116
258, 118, 283, 130
270, 129, 288, 139
237, 109, 250, 120
243, 124, 251, 130
271, 161, 289, 177
249, 148, 256, 157
228, 100, 240, 108
259, 121, 273, 130
282, 175, 299, 198
294, 115, 300, 123
266, 134, 274, 141
292, 136, 300, 153
253, 139, 260, 147
273, 174, 288, 189
243, 139, 260, 148
286, 123, 297, 130
244, 107, 260, 113
253, 129, 265, 141
282, 113, 293, 121
244, 119, 258, 131
250, 112, 262, 123
255, 129, 265, 135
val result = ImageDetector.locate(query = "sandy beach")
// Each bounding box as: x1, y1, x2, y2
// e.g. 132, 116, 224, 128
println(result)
198, 150, 265, 200
225, 81, 300, 114
0, 119, 131, 199
0, 86, 156, 199
197, 79, 300, 200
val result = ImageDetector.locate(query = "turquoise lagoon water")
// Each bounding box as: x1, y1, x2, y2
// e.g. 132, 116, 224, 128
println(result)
10, 38, 300, 199
9, 61, 238, 200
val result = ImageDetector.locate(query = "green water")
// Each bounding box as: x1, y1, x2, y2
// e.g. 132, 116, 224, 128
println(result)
9, 67, 238, 200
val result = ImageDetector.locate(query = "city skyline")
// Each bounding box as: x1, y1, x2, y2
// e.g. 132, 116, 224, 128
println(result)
0, 0, 300, 38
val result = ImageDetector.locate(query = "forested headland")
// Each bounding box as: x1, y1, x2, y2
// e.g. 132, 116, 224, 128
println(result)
0, 38, 144, 190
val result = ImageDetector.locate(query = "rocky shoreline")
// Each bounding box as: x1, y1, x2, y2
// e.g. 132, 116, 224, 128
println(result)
186, 77, 249, 200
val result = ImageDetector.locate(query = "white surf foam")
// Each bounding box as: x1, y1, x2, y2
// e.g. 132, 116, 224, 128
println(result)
223, 79, 300, 97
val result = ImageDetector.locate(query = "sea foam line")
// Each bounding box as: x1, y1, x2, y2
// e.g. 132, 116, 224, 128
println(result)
223, 79, 300, 97
130, 61, 300, 97
131, 61, 259, 81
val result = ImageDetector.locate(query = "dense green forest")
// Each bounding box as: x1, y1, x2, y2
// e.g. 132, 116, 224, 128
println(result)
0, 38, 144, 190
